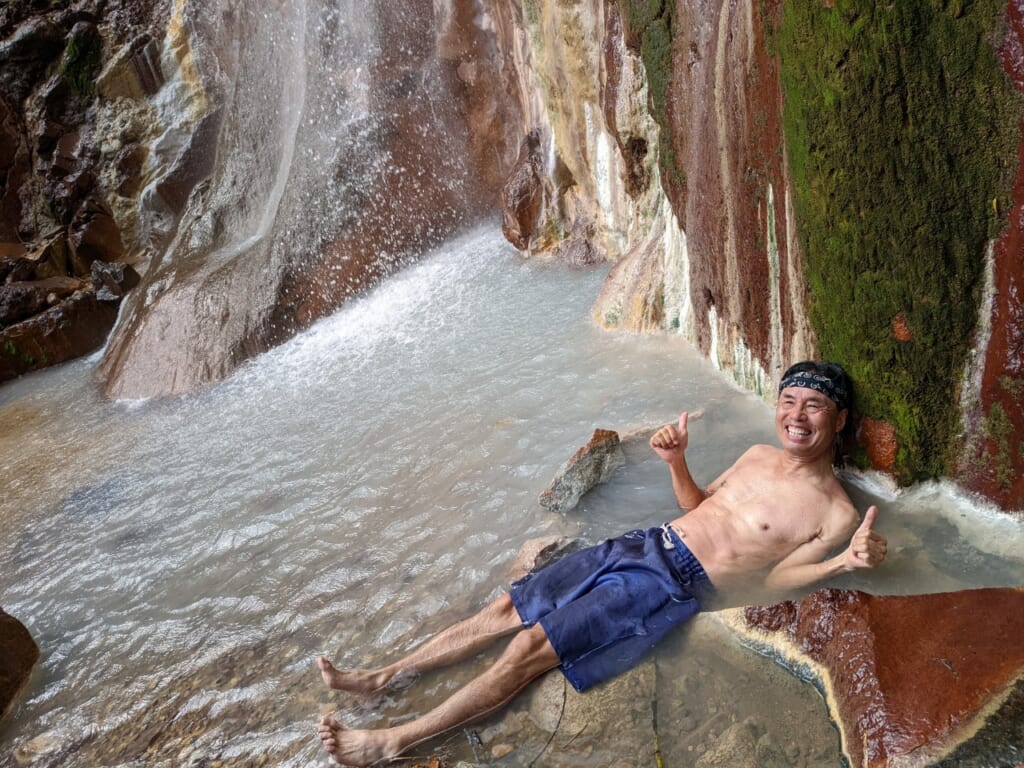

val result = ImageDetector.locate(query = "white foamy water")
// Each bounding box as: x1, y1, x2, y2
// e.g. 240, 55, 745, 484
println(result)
1, 227, 1022, 767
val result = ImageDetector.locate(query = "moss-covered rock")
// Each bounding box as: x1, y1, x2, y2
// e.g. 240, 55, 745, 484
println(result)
772, 1, 1022, 482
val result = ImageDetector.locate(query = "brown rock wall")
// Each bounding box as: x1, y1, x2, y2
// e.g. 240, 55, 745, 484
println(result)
726, 588, 1024, 768
665, 0, 798, 373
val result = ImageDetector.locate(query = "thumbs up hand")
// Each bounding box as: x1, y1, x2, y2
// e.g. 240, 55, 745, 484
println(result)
843, 505, 888, 571
650, 412, 690, 462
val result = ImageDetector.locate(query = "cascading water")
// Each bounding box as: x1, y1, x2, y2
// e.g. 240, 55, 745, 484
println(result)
99, 0, 501, 399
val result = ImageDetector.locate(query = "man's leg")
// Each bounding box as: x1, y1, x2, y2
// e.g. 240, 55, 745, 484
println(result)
318, 593, 524, 694
318, 623, 560, 766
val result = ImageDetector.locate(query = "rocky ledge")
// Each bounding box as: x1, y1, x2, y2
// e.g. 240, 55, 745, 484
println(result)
1, 223, 138, 382
717, 587, 1024, 768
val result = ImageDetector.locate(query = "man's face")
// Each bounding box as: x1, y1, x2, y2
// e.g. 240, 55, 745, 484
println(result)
775, 386, 847, 459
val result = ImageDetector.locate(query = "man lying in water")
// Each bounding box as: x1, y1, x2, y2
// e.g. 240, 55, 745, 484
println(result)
315, 360, 888, 766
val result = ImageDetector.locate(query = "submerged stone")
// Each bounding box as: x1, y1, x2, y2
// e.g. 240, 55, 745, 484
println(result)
718, 588, 1024, 768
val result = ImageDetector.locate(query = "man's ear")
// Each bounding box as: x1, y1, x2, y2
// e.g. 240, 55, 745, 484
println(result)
836, 408, 848, 432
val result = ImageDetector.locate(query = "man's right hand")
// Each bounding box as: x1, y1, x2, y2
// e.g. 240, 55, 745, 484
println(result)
650, 412, 689, 463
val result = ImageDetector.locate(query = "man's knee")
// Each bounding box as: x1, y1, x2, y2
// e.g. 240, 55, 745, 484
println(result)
487, 593, 523, 629
502, 624, 558, 676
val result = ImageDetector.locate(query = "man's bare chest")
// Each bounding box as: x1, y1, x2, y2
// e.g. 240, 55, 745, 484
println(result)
713, 470, 828, 543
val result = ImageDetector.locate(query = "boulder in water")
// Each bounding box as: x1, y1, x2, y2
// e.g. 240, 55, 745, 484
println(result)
539, 428, 625, 513
0, 607, 39, 722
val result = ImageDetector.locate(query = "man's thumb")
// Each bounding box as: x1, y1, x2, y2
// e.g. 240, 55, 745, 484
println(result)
679, 411, 688, 430
859, 505, 878, 531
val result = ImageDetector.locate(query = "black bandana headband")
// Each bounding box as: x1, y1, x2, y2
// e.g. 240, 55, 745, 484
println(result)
778, 370, 850, 411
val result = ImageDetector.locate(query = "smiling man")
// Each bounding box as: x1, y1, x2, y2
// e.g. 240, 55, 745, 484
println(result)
316, 360, 887, 767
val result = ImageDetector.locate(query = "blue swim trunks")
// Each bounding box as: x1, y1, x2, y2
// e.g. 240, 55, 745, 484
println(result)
509, 525, 713, 692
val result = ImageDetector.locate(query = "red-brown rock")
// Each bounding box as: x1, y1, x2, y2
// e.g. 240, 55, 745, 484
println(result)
956, 0, 1024, 511
891, 313, 913, 342
0, 276, 85, 324
857, 417, 898, 473
0, 607, 39, 722
0, 287, 119, 382
501, 130, 545, 251
721, 588, 1024, 768
68, 197, 125, 274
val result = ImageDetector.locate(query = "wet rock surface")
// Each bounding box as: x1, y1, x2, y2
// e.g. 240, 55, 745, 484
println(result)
0, 608, 39, 723
721, 587, 1024, 768
539, 428, 625, 513
0, 220, 138, 383
501, 130, 545, 252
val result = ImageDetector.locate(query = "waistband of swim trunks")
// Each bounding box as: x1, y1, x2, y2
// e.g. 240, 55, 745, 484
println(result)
660, 524, 714, 590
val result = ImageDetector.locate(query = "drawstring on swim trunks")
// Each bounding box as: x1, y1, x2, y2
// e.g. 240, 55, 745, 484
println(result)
660, 523, 676, 550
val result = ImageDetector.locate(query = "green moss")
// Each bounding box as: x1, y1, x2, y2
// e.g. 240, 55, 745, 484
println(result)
999, 374, 1024, 397
615, 0, 686, 198
982, 402, 1015, 489
772, 1, 1022, 483
522, 0, 540, 30
62, 27, 102, 97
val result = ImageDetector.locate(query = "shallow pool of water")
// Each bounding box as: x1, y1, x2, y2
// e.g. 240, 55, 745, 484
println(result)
1, 226, 1021, 767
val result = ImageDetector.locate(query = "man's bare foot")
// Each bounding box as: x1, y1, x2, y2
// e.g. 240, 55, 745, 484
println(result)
317, 714, 398, 767
317, 657, 389, 694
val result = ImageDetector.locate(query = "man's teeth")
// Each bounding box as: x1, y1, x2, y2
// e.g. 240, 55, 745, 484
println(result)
787, 427, 810, 436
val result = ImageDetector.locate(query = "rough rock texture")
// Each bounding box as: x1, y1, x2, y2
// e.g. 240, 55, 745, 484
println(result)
504, 536, 575, 583
718, 588, 1024, 768
539, 428, 625, 512
512, 0, 813, 397
0, 0, 166, 380
0, 608, 39, 722
523, 661, 658, 765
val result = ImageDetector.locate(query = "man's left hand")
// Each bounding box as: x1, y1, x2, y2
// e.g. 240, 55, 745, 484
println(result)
844, 505, 887, 570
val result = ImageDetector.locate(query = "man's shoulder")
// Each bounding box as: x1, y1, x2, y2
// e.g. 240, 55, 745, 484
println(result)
739, 443, 780, 460
821, 485, 860, 535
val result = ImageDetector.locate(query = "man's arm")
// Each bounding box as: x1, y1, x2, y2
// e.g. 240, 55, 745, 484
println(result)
650, 412, 707, 510
764, 506, 887, 591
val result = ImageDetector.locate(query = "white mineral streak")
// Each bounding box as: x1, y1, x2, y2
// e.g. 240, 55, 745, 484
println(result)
959, 240, 997, 421
137, 0, 217, 252
662, 196, 694, 340
783, 178, 815, 363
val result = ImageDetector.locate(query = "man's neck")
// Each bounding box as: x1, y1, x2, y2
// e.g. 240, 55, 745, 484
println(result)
778, 448, 835, 478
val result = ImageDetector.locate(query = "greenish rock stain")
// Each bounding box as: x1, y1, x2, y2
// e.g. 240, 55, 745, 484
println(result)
615, 0, 686, 199
772, 1, 1022, 483
61, 27, 102, 97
